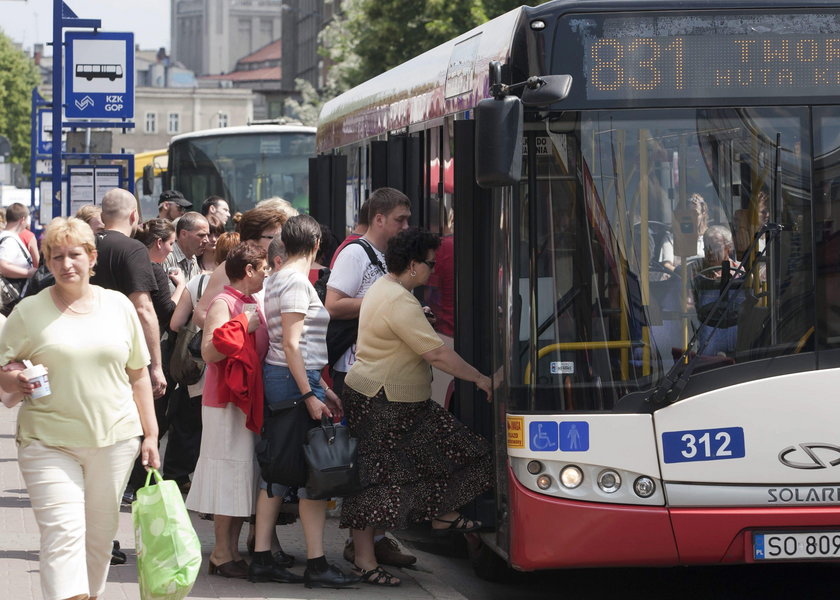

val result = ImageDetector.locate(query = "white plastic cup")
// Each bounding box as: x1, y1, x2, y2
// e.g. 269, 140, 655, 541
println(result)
21, 364, 50, 399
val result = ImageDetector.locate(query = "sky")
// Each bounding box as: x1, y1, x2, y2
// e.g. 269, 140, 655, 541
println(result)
2, 0, 171, 55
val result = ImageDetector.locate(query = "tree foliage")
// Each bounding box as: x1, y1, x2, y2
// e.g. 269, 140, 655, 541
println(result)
0, 31, 39, 168
322, 0, 542, 93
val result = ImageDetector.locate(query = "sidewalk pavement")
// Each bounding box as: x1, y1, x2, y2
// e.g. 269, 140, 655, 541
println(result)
0, 405, 468, 600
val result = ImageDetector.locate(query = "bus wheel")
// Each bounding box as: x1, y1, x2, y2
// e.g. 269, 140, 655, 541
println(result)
469, 539, 516, 582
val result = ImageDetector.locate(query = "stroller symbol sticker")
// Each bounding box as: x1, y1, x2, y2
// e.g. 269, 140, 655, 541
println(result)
529, 422, 558, 452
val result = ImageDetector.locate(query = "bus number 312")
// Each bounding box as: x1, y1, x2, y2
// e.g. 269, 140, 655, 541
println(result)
681, 431, 732, 459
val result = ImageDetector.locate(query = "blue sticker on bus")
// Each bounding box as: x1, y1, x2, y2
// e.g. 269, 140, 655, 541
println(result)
754, 534, 765, 560
661, 427, 745, 463
559, 421, 589, 451
529, 421, 558, 451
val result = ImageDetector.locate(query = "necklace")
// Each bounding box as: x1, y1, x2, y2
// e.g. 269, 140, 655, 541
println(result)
54, 288, 96, 315
387, 274, 405, 288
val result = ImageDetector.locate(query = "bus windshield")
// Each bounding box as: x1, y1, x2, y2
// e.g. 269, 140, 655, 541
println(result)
168, 131, 315, 214
500, 106, 840, 413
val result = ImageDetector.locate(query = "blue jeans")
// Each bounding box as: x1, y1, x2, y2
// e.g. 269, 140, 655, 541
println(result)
263, 364, 325, 410
260, 364, 325, 498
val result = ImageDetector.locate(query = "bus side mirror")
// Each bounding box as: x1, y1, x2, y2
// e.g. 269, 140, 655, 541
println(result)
142, 164, 154, 196
475, 95, 523, 188
521, 75, 573, 107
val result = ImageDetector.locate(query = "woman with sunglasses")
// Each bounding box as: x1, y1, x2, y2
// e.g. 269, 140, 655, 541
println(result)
339, 227, 493, 586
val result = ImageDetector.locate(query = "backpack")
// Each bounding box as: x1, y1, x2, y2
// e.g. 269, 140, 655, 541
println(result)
169, 275, 208, 386
325, 239, 386, 366
312, 267, 330, 304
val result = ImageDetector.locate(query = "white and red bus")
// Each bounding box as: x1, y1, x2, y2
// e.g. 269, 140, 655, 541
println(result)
315, 0, 840, 575
166, 123, 316, 214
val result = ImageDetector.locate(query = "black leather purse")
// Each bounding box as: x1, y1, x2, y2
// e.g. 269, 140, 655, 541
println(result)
303, 416, 361, 500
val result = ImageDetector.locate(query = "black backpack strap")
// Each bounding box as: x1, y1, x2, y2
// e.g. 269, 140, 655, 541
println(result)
349, 238, 386, 274
0, 235, 33, 267
196, 274, 208, 300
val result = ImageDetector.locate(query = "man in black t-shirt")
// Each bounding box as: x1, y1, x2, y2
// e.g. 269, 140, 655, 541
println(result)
92, 189, 166, 398
92, 189, 166, 503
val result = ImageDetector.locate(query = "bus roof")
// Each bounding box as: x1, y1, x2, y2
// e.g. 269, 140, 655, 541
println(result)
317, 6, 524, 152
169, 124, 316, 146
317, 0, 836, 152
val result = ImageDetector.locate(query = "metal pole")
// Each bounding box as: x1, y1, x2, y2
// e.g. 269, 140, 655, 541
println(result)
51, 0, 63, 218
30, 89, 37, 215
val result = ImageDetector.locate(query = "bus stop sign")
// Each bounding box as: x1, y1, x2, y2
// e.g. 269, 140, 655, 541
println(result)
64, 31, 134, 119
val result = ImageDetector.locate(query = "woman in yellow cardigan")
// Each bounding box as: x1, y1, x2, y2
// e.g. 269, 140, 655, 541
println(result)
340, 227, 493, 587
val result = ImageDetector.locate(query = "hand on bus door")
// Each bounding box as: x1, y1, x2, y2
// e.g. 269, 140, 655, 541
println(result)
476, 374, 493, 402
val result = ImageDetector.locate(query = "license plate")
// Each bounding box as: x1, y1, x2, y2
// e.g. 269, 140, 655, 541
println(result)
753, 532, 840, 561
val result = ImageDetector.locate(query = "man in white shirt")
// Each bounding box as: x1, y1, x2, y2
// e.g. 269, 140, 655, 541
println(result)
0, 203, 37, 314
324, 187, 414, 568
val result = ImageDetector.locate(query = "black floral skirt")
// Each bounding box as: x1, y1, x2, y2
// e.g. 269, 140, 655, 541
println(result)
339, 387, 493, 531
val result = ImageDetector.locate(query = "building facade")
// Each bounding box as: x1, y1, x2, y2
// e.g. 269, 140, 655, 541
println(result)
172, 0, 284, 76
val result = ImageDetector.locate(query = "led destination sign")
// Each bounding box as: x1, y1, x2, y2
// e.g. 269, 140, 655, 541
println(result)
565, 12, 840, 104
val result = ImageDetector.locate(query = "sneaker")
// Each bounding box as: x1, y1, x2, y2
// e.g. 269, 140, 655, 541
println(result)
374, 537, 417, 567
110, 540, 127, 565
121, 488, 136, 506
303, 562, 360, 589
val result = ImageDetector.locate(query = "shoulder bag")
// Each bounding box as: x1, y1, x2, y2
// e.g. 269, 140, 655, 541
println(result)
169, 275, 208, 386
325, 239, 386, 365
303, 415, 361, 500
256, 401, 313, 492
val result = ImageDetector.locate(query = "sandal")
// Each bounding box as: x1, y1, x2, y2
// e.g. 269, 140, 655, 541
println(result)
352, 564, 401, 587
431, 513, 482, 535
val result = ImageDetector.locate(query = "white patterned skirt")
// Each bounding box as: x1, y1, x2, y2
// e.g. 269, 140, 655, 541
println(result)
186, 403, 258, 517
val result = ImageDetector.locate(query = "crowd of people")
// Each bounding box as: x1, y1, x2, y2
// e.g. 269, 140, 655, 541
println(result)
0, 186, 493, 599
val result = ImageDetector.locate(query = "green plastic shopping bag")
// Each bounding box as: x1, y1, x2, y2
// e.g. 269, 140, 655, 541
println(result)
132, 468, 202, 600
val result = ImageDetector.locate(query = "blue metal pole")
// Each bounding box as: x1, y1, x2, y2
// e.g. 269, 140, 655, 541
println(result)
30, 89, 37, 216
51, 0, 63, 218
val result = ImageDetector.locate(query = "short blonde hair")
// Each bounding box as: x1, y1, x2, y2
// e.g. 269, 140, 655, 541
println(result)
256, 196, 298, 219
74, 204, 102, 224
42, 217, 97, 263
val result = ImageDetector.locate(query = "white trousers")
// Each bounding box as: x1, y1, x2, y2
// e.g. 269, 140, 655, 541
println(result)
18, 437, 140, 600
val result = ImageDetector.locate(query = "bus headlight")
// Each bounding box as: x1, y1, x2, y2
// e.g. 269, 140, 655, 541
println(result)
559, 465, 583, 489
527, 460, 543, 474
597, 469, 621, 493
633, 476, 656, 498
536, 474, 552, 490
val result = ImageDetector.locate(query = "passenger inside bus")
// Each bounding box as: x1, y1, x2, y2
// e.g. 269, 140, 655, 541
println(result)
692, 225, 745, 357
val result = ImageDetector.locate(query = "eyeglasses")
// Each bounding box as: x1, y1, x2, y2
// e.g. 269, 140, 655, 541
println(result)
423, 260, 436, 269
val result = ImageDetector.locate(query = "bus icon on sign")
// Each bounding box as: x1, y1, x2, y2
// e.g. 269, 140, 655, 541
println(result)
76, 64, 123, 81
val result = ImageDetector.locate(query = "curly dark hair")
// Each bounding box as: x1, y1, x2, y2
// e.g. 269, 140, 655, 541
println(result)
385, 228, 440, 275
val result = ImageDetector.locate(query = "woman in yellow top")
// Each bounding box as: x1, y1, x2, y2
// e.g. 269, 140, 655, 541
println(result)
0, 217, 159, 600
340, 228, 493, 587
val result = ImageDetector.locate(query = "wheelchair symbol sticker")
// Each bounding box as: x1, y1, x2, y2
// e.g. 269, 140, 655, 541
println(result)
559, 421, 589, 451
529, 421, 559, 452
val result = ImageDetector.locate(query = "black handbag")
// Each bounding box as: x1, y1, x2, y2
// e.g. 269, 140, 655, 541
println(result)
303, 416, 361, 500
256, 402, 313, 493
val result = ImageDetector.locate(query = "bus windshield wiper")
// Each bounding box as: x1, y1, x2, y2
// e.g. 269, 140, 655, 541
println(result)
647, 222, 783, 408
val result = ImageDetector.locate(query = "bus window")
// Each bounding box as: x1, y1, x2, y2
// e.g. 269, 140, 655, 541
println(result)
508, 108, 815, 412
